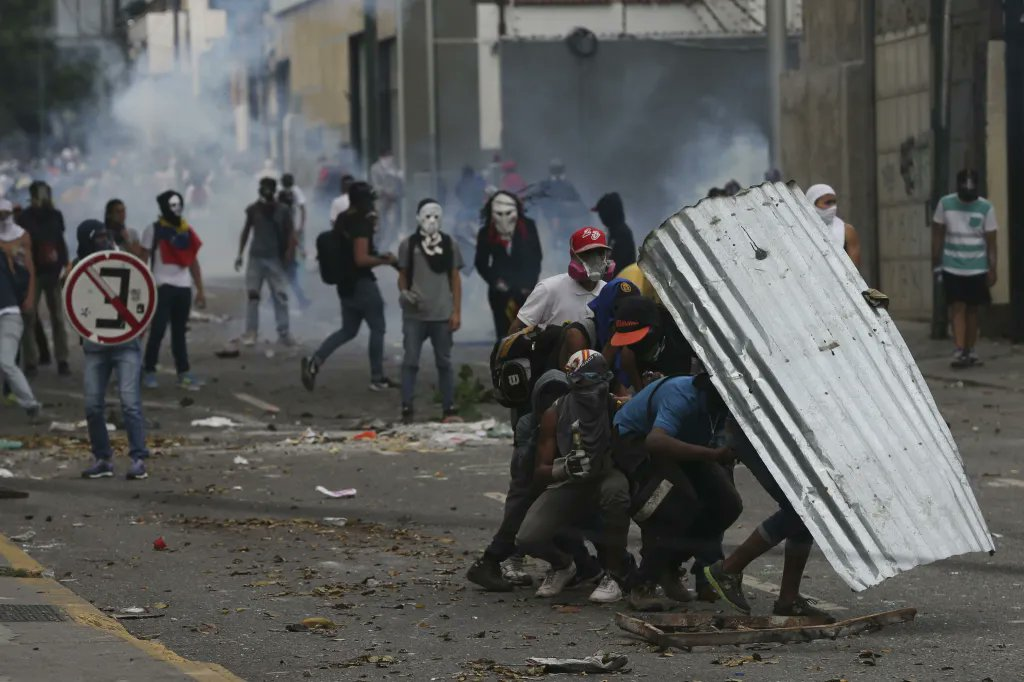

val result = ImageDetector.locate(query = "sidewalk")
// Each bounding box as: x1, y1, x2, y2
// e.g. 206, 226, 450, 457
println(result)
0, 533, 241, 682
899, 320, 1024, 392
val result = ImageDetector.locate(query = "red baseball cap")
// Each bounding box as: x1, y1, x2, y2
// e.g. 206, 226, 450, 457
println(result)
570, 226, 611, 254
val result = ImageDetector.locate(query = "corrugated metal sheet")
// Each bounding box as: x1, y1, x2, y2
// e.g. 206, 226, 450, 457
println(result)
640, 182, 994, 591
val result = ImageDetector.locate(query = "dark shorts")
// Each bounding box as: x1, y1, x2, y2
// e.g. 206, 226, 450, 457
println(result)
944, 273, 991, 306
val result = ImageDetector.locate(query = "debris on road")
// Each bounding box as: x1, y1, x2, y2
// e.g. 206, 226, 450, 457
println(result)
0, 468, 15, 478
526, 652, 629, 674
353, 430, 377, 441
368, 419, 516, 454
153, 536, 168, 551
232, 455, 250, 465
50, 420, 113, 433
280, 428, 330, 446
300, 616, 335, 629
322, 517, 348, 527
189, 310, 229, 324
234, 392, 280, 414
615, 608, 917, 648
315, 486, 357, 499
9, 530, 36, 542
0, 439, 23, 451
191, 416, 241, 428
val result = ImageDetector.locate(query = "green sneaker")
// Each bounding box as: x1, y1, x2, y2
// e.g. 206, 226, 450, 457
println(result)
703, 561, 751, 614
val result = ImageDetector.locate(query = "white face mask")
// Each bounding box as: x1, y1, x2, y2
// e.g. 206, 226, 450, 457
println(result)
168, 196, 183, 217
417, 203, 442, 236
816, 205, 837, 226
578, 251, 608, 282
491, 194, 518, 237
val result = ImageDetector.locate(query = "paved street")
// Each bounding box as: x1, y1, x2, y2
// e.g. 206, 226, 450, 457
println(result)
0, 283, 1021, 681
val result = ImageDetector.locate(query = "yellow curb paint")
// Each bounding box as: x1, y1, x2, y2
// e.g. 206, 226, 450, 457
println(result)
0, 535, 243, 681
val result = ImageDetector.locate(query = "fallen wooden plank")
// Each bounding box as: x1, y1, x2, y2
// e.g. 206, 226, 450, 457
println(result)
615, 608, 916, 648
234, 392, 280, 414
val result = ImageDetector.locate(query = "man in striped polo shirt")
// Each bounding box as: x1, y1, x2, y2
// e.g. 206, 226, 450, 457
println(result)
931, 169, 998, 368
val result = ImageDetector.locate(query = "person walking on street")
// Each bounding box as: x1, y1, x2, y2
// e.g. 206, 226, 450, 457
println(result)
236, 177, 296, 347
74, 220, 151, 480
301, 182, 399, 392
397, 199, 463, 424
0, 199, 40, 418
932, 169, 998, 368
18, 181, 70, 376
474, 191, 542, 339
141, 190, 207, 389
280, 173, 311, 310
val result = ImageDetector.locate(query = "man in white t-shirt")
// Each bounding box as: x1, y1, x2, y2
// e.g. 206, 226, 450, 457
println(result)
510, 226, 613, 334
329, 174, 355, 227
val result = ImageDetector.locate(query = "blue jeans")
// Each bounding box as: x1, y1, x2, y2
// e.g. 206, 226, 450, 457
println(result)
287, 260, 311, 309
245, 257, 290, 338
144, 284, 191, 374
314, 278, 386, 381
84, 340, 149, 461
401, 318, 454, 411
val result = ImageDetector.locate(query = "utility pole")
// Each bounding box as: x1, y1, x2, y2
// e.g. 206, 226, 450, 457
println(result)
364, 0, 380, 168
766, 0, 786, 172
172, 0, 181, 69
929, 0, 952, 339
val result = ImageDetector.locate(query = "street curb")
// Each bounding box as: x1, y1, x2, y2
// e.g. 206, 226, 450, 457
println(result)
0, 533, 244, 681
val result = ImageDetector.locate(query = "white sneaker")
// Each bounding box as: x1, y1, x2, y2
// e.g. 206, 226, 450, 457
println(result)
535, 561, 576, 598
588, 573, 624, 603
240, 332, 257, 347
501, 556, 533, 587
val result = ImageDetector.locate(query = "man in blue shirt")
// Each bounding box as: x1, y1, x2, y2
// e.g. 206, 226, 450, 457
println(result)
613, 374, 741, 611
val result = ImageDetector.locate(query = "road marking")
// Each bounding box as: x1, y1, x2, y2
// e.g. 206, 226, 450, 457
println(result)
234, 392, 280, 414
743, 576, 847, 611
984, 477, 1024, 489
484, 492, 507, 504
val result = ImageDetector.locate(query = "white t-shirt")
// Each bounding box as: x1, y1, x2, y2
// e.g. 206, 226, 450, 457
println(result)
329, 193, 350, 226
516, 273, 605, 329
141, 223, 193, 288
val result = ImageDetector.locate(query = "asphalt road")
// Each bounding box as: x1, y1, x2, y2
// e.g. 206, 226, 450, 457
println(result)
1, 281, 1021, 681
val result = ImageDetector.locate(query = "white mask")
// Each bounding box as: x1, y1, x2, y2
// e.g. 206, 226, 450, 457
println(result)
417, 202, 442, 236
168, 195, 183, 217
578, 251, 609, 282
816, 205, 837, 226
491, 194, 518, 237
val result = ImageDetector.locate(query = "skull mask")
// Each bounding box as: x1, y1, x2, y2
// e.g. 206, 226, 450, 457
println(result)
491, 193, 518, 238
168, 194, 183, 216
417, 202, 443, 236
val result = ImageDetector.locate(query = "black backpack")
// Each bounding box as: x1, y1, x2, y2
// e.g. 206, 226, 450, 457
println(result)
489, 324, 573, 409
315, 229, 344, 285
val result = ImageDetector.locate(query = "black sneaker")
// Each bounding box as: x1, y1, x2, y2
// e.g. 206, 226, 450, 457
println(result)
658, 569, 692, 603
369, 377, 399, 391
466, 556, 514, 592
300, 356, 319, 392
773, 595, 836, 623
950, 350, 970, 369
703, 561, 751, 614
401, 406, 414, 425
628, 582, 670, 612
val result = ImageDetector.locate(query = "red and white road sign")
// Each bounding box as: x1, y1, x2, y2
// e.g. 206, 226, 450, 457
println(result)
63, 251, 158, 345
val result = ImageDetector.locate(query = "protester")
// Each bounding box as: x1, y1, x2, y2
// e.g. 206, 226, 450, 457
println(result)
140, 190, 206, 389
370, 151, 403, 247
397, 199, 463, 423
612, 373, 743, 611
236, 177, 296, 346
329, 174, 356, 227
104, 198, 141, 257
517, 350, 630, 603
499, 160, 527, 196
530, 159, 583, 234
73, 220, 150, 480
0, 199, 40, 418
474, 191, 542, 339
932, 169, 998, 368
609, 296, 695, 389
592, 192, 636, 276
301, 182, 398, 392
510, 226, 613, 333
277, 182, 312, 310
805, 183, 862, 267
18, 181, 70, 376
703, 424, 836, 622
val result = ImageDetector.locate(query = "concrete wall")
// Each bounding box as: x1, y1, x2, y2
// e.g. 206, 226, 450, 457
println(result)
780, 0, 878, 284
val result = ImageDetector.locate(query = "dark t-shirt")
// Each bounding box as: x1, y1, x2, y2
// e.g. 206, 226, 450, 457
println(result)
20, 206, 68, 276
334, 211, 377, 295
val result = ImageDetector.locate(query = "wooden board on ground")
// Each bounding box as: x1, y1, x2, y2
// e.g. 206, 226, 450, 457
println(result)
615, 608, 917, 649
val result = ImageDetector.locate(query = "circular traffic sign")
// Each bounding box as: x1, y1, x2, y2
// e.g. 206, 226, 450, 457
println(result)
63, 251, 158, 345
